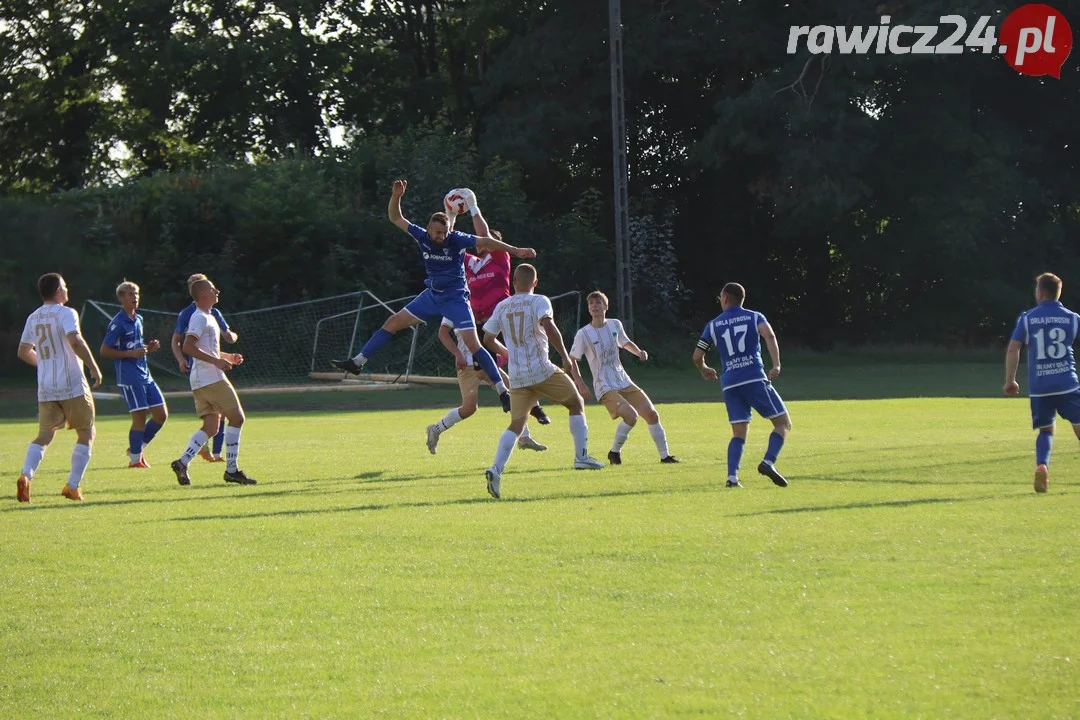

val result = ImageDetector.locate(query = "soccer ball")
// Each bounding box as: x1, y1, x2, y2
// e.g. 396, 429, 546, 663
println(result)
443, 188, 470, 216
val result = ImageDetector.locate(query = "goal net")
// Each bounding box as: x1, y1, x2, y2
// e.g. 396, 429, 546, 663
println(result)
80, 290, 584, 391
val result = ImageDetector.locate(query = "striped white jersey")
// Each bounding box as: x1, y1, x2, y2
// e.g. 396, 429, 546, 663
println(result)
483, 293, 558, 388
570, 319, 634, 399
20, 304, 90, 402
441, 317, 473, 365
185, 309, 227, 390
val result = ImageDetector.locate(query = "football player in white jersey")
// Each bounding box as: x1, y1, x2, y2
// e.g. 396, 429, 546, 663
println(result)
169, 277, 257, 487
570, 291, 677, 466
425, 318, 547, 454
16, 273, 103, 502
481, 264, 604, 499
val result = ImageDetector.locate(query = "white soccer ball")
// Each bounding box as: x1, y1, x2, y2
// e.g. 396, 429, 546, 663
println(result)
443, 188, 471, 216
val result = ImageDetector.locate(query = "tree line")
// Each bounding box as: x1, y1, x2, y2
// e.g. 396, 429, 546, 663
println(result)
2, 0, 1078, 375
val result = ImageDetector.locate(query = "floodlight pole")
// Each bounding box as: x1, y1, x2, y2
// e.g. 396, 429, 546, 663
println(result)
609, 0, 633, 334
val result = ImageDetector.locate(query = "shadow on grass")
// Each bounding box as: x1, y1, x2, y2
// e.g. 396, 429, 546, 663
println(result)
166, 482, 721, 523
733, 495, 998, 518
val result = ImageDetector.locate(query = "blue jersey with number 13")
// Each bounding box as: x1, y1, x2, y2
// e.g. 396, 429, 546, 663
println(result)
1011, 300, 1080, 397
698, 307, 768, 390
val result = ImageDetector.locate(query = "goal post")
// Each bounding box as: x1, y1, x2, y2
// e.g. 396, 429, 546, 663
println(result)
79, 289, 583, 393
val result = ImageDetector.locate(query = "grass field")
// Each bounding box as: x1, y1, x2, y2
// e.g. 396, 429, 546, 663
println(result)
1, 364, 1078, 717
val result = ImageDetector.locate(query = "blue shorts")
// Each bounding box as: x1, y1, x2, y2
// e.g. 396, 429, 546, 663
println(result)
1030, 389, 1080, 429
119, 380, 165, 413
404, 288, 476, 330
723, 380, 787, 424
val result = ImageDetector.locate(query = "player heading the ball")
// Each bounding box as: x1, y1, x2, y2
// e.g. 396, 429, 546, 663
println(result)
331, 180, 535, 413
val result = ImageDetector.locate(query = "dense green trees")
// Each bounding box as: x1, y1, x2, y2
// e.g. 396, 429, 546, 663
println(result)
1, 0, 1077, 374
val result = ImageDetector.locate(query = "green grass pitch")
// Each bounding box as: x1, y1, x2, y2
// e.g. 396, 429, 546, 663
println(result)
1, 368, 1078, 717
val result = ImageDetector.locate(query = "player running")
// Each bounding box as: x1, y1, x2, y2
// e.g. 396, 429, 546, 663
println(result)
171, 272, 237, 462
692, 282, 791, 489
331, 180, 535, 413
99, 280, 168, 468
170, 277, 257, 486
425, 318, 548, 453
15, 273, 103, 502
570, 290, 677, 465
1004, 272, 1080, 493
482, 264, 604, 499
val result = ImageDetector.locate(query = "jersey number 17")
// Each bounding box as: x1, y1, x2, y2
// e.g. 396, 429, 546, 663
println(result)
721, 325, 748, 355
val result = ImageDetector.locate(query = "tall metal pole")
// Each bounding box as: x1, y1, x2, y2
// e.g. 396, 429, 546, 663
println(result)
609, 0, 633, 333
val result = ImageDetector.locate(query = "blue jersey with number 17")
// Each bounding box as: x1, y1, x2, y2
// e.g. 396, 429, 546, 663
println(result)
1010, 300, 1080, 397
697, 306, 768, 389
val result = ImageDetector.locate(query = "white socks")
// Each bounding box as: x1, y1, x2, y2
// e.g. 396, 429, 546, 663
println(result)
224, 425, 242, 472
180, 430, 210, 466
21, 443, 45, 479
437, 408, 463, 432
568, 414, 589, 459
492, 430, 518, 473
611, 421, 633, 452
494, 381, 507, 394
350, 352, 368, 365
647, 422, 670, 458
67, 443, 91, 489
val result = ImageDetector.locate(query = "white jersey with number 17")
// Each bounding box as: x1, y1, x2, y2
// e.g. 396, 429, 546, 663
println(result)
483, 293, 558, 388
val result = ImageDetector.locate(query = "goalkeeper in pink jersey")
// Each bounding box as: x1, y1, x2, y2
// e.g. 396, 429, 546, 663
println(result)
446, 188, 550, 425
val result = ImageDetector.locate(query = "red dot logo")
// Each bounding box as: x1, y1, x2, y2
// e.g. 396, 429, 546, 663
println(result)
999, 4, 1073, 78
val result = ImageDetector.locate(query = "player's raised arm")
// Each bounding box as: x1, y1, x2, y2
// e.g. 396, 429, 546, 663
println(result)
1004, 339, 1023, 395
758, 320, 782, 380
387, 179, 410, 232
475, 233, 535, 259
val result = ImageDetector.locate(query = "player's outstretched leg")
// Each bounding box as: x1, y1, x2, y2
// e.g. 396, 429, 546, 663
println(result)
517, 424, 547, 451
332, 307, 419, 375
635, 395, 677, 464
757, 414, 791, 488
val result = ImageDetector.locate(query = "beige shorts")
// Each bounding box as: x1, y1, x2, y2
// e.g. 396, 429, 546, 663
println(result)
510, 370, 581, 424
599, 384, 650, 420
457, 366, 482, 403
39, 393, 95, 432
192, 379, 241, 418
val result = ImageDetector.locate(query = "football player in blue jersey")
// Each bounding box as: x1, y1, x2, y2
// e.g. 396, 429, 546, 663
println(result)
693, 282, 792, 489
171, 273, 236, 462
1004, 272, 1080, 493
99, 280, 168, 468
331, 179, 536, 412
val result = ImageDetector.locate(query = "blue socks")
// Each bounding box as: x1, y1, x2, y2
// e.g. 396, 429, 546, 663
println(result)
765, 431, 786, 465
212, 418, 226, 455
727, 437, 745, 478
358, 328, 395, 361
128, 429, 144, 457
1036, 429, 1053, 466
473, 347, 503, 390
143, 420, 163, 446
